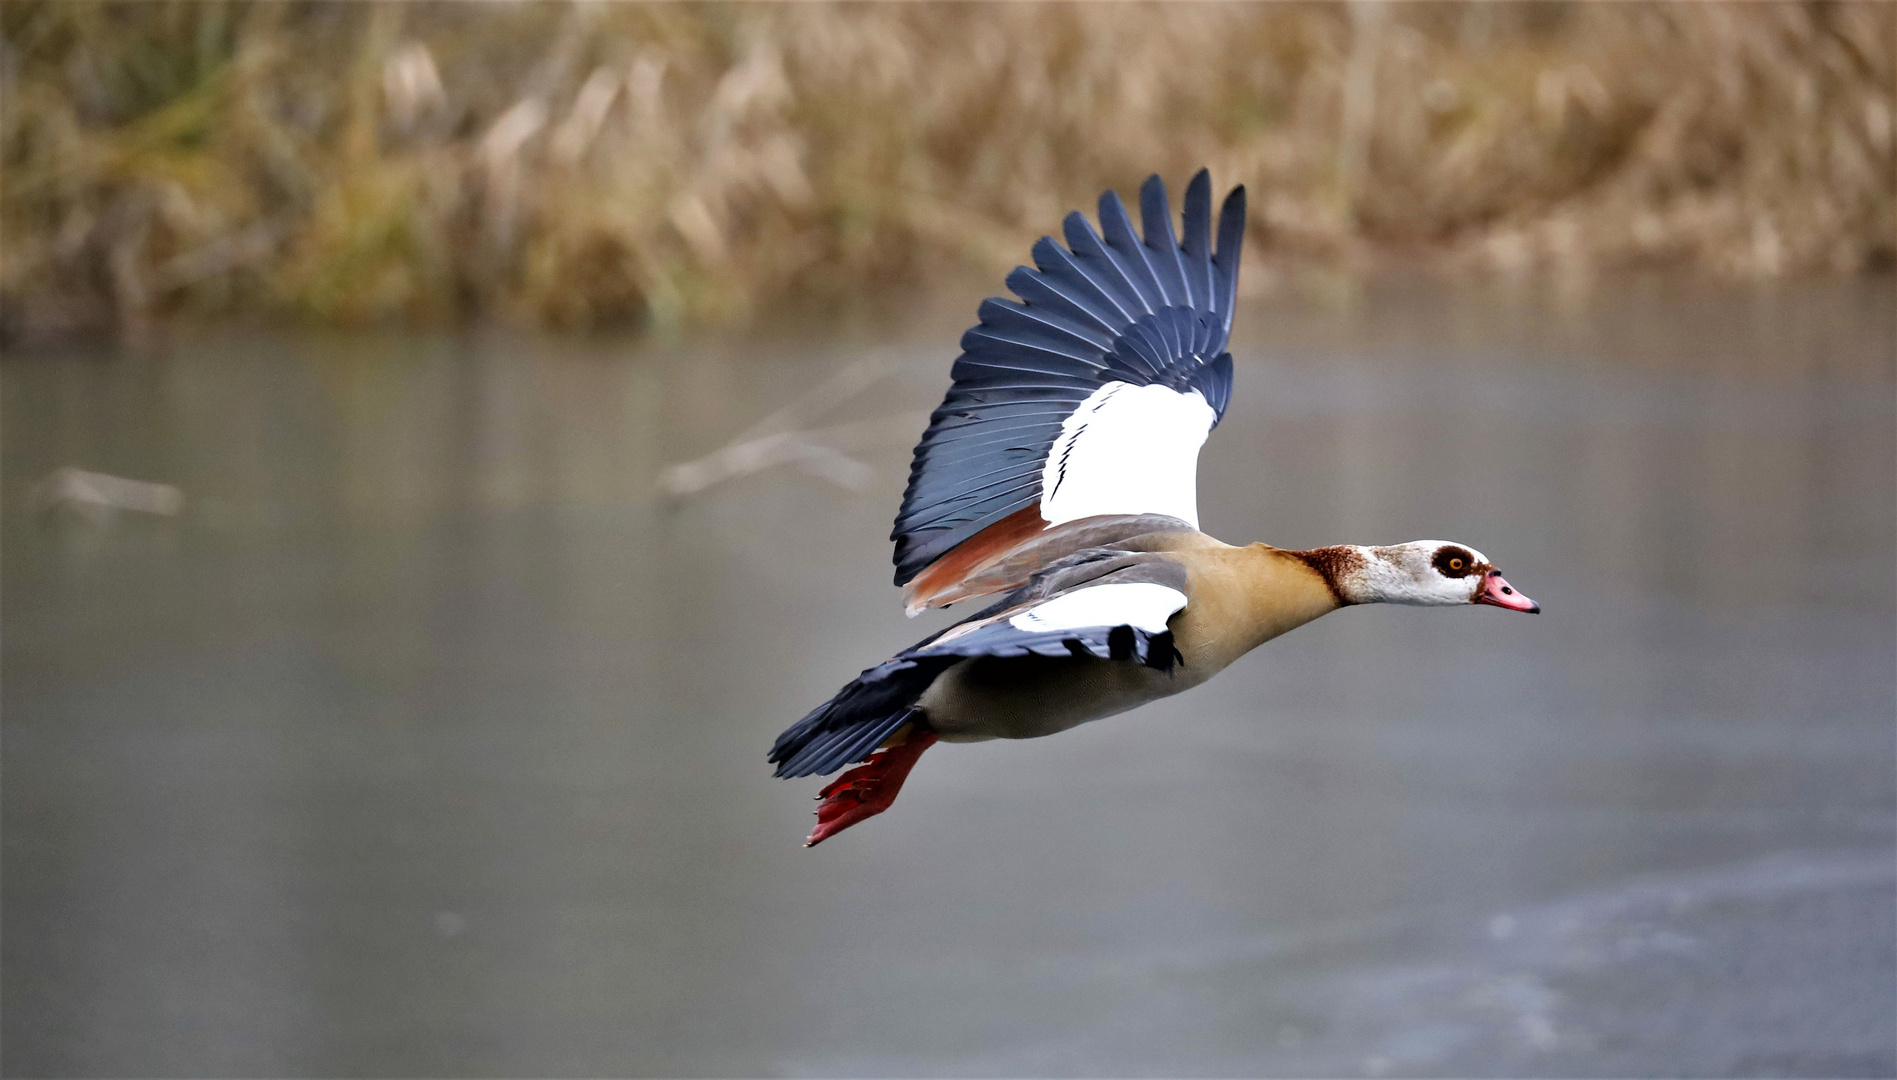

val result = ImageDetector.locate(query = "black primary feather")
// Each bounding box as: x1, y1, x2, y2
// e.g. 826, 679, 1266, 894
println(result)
892, 171, 1247, 586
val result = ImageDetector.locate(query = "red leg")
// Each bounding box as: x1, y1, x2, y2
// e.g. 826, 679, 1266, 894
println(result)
805, 731, 939, 848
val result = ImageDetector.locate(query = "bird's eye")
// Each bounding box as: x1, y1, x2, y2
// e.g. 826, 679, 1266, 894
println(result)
1432, 546, 1476, 577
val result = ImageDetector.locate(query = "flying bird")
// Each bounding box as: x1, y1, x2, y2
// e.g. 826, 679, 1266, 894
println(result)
771, 170, 1540, 847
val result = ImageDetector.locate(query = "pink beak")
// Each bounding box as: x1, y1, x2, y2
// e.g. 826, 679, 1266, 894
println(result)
1476, 570, 1540, 613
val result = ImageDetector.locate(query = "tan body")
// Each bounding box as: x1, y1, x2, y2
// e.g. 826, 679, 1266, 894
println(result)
919, 533, 1342, 742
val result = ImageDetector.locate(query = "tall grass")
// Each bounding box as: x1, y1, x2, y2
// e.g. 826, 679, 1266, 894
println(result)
3, 2, 1891, 340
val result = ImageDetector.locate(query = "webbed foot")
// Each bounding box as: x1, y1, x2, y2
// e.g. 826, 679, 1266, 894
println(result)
805, 730, 939, 847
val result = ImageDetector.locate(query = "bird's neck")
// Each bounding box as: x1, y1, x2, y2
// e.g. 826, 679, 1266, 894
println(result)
1171, 542, 1345, 674
1236, 543, 1350, 645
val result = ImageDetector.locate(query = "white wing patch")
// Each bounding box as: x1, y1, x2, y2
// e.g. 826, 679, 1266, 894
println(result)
1039, 382, 1216, 527
1008, 581, 1187, 634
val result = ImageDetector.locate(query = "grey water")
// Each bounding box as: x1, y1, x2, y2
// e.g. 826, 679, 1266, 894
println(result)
4, 277, 1893, 1077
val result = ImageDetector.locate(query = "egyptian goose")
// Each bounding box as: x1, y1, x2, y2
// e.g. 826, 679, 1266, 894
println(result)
771, 171, 1539, 847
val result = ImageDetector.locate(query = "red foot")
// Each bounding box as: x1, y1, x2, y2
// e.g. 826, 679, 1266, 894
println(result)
805, 731, 939, 848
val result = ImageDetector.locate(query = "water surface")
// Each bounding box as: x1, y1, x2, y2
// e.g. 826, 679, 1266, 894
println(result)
4, 277, 1893, 1076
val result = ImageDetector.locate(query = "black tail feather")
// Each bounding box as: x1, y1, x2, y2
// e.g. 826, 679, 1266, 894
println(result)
769, 657, 958, 778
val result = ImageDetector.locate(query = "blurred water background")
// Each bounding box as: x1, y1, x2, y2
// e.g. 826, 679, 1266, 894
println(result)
3, 2, 1895, 1077
6, 276, 1893, 1076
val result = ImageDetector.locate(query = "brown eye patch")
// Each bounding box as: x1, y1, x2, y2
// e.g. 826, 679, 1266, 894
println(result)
1432, 546, 1476, 577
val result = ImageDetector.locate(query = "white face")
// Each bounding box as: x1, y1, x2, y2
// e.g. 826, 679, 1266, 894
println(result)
1350, 541, 1491, 607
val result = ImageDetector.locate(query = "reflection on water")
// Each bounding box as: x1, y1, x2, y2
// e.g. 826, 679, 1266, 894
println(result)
4, 278, 1893, 1076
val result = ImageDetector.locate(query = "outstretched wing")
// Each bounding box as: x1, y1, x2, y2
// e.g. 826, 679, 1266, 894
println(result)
892, 170, 1247, 601
771, 550, 1189, 778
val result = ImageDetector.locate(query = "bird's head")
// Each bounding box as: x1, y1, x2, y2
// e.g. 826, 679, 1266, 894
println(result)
1338, 541, 1540, 612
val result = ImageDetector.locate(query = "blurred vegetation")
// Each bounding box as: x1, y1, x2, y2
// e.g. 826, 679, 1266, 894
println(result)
2, 1, 1891, 341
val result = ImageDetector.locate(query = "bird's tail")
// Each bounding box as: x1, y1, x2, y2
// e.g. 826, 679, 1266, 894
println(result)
769, 656, 953, 778
771, 655, 957, 846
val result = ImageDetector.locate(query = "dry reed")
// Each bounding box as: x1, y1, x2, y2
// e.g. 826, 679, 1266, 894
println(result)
2, 1, 1891, 341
